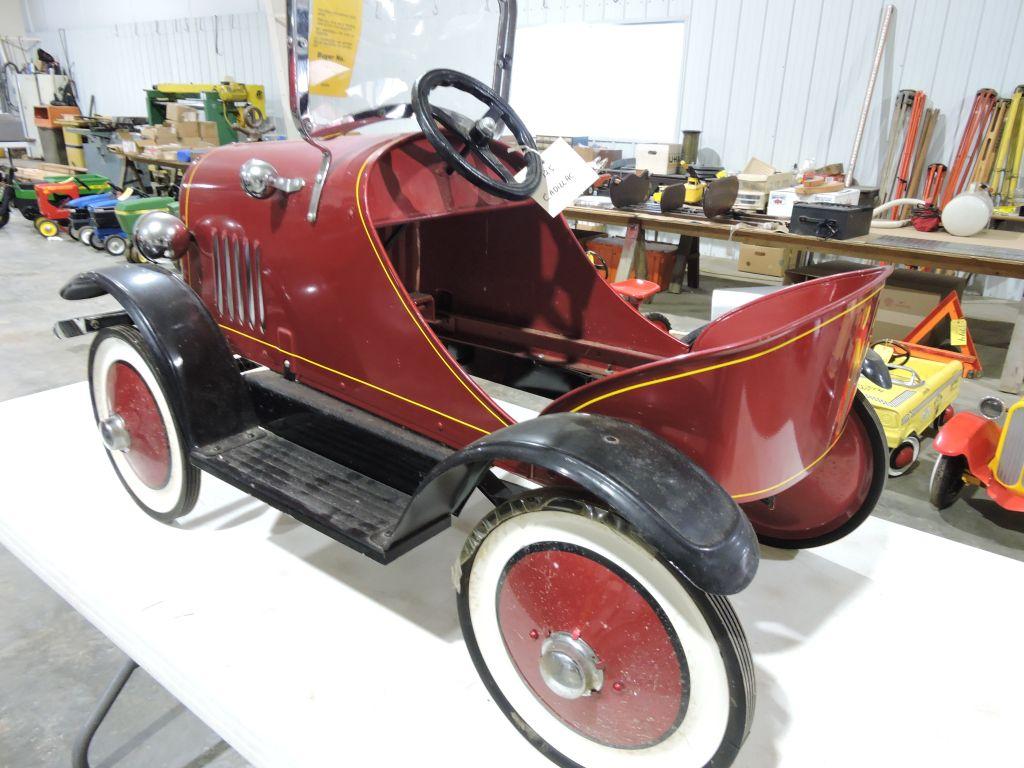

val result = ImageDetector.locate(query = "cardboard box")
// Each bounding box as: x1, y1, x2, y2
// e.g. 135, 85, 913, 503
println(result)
198, 121, 219, 144
179, 137, 216, 149
635, 143, 682, 175
767, 186, 861, 218
174, 121, 200, 139
738, 244, 797, 277
735, 158, 794, 211
573, 146, 624, 165
165, 103, 199, 122
139, 125, 177, 144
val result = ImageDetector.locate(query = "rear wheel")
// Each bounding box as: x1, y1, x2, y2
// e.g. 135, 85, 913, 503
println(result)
88, 326, 200, 521
742, 391, 887, 548
458, 490, 753, 768
932, 405, 955, 432
929, 454, 967, 510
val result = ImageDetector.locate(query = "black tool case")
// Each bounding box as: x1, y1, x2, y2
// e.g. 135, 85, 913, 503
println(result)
789, 202, 874, 240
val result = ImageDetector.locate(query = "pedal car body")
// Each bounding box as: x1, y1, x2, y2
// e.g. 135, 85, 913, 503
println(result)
931, 396, 1024, 512
55, 3, 892, 766
858, 341, 961, 475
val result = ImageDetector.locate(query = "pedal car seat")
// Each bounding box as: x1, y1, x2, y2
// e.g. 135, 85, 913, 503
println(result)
611, 278, 661, 306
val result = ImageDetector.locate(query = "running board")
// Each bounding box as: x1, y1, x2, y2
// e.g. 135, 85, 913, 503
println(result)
190, 430, 450, 563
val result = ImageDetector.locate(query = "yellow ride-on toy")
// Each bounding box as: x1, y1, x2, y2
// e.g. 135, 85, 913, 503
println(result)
858, 340, 967, 476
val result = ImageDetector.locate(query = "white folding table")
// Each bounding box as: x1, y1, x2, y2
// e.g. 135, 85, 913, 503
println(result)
2, 382, 1023, 767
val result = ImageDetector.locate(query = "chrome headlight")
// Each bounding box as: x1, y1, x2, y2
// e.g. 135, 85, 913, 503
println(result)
979, 396, 1006, 420
134, 211, 189, 262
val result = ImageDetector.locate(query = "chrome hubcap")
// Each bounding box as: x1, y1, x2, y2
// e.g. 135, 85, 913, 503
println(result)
99, 414, 131, 452
538, 631, 603, 699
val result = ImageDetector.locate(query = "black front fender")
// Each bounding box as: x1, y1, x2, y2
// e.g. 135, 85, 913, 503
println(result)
61, 263, 257, 448
396, 413, 759, 595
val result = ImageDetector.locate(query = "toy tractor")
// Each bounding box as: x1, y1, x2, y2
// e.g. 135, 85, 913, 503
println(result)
56, 2, 892, 766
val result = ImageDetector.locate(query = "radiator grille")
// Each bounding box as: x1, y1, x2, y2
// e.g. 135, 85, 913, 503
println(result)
211, 231, 265, 332
997, 408, 1024, 487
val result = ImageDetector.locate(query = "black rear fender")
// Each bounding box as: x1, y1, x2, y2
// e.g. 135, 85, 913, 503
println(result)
396, 413, 759, 595
60, 263, 257, 448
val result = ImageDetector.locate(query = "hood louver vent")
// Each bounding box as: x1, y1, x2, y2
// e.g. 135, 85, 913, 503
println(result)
212, 230, 264, 332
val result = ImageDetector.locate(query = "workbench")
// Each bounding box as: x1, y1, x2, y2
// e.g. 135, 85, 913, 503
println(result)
109, 147, 192, 196
566, 198, 1024, 392
2, 382, 1023, 767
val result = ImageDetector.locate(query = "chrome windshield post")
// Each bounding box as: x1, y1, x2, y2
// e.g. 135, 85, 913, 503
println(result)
287, 0, 331, 224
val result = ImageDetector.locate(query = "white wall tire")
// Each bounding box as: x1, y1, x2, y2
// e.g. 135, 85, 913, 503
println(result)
887, 434, 920, 477
88, 326, 200, 521
457, 490, 753, 768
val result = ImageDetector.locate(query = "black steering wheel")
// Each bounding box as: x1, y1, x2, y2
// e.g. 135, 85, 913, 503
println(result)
412, 68, 542, 200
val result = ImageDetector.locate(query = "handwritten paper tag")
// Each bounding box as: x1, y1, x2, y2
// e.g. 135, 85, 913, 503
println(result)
515, 138, 598, 217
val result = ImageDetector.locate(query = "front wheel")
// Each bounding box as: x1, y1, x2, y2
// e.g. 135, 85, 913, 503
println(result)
457, 490, 753, 768
929, 454, 967, 510
88, 326, 200, 521
887, 434, 920, 477
79, 226, 95, 247
104, 235, 128, 257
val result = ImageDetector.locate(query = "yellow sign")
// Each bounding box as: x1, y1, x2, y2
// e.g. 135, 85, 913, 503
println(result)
950, 318, 968, 347
308, 0, 362, 98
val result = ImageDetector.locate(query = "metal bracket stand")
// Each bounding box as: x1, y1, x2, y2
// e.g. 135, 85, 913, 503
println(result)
71, 656, 139, 768
615, 222, 647, 283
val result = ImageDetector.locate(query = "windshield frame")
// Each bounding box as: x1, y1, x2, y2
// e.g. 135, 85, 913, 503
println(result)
286, 0, 518, 224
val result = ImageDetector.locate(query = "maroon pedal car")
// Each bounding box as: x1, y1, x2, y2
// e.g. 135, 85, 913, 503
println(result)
56, 3, 890, 766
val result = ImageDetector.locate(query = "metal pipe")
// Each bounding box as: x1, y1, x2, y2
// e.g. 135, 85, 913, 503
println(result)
846, 4, 895, 187
493, 1, 517, 99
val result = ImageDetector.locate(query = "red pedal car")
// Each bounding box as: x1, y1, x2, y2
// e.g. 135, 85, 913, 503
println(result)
57, 3, 890, 766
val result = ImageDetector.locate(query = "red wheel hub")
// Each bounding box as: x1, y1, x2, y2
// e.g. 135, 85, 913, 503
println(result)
940, 406, 955, 425
892, 444, 915, 469
497, 546, 687, 748
106, 361, 171, 489
742, 410, 873, 541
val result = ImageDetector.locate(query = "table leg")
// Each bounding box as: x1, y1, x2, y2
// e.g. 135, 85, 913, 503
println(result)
71, 656, 139, 768
684, 236, 700, 289
999, 297, 1024, 394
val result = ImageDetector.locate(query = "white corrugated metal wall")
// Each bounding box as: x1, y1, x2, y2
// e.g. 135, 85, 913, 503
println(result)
520, 0, 1024, 186
22, 0, 284, 128
21, 0, 1024, 183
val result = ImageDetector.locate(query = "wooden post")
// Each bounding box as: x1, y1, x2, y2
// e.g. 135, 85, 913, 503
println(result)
999, 298, 1024, 394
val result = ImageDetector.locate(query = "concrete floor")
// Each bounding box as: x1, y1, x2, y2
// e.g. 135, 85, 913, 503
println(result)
0, 221, 248, 767
3, 219, 1024, 766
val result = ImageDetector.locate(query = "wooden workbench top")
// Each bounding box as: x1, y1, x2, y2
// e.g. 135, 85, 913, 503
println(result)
565, 200, 1024, 279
